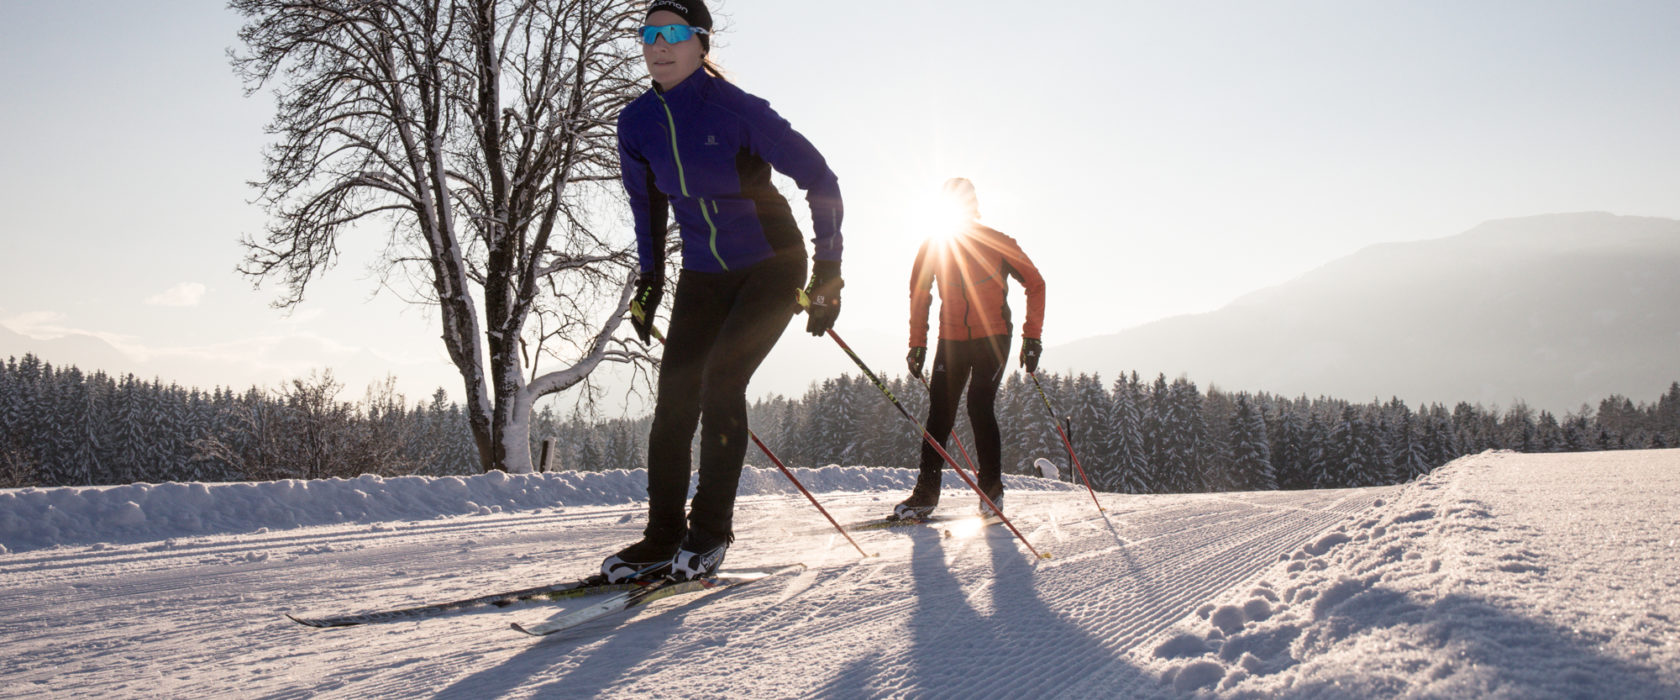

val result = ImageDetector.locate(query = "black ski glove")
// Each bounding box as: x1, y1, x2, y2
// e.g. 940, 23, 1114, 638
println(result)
803, 260, 843, 336
907, 346, 927, 379
1020, 337, 1043, 374
630, 271, 662, 343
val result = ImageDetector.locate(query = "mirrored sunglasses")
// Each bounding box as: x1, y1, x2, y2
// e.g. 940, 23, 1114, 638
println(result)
640, 24, 708, 46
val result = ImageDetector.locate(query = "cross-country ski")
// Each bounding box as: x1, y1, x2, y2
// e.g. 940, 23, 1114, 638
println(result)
510, 564, 805, 637
287, 576, 637, 628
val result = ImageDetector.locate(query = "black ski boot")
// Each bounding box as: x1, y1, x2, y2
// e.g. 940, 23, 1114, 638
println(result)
891, 488, 940, 522
978, 481, 1004, 518
602, 528, 683, 583
670, 527, 732, 581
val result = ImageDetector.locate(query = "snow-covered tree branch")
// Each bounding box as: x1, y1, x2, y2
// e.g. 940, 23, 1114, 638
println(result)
231, 0, 649, 473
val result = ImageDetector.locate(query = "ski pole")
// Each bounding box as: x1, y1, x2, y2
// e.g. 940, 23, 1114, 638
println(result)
1027, 370, 1106, 513
798, 291, 1049, 560
639, 318, 873, 559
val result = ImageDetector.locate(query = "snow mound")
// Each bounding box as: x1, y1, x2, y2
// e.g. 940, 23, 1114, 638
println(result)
1143, 450, 1680, 698
0, 465, 1072, 553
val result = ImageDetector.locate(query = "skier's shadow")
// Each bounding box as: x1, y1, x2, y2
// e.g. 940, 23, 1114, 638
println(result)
814, 522, 1151, 697
429, 589, 699, 700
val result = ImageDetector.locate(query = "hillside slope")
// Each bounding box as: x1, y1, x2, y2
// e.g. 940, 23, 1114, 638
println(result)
1057, 212, 1680, 411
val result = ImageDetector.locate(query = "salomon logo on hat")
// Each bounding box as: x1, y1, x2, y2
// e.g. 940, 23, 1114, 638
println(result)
647, 0, 711, 30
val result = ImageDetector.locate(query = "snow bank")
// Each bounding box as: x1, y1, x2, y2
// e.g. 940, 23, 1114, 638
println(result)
0, 465, 1072, 553
1141, 450, 1680, 698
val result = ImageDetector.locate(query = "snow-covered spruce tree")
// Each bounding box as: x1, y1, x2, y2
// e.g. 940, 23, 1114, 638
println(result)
1104, 373, 1149, 494
860, 378, 910, 468
1271, 400, 1311, 490
1393, 407, 1430, 480
1562, 413, 1595, 452
1369, 409, 1396, 484
0, 359, 33, 487
1421, 405, 1457, 465
1501, 401, 1537, 453
1068, 373, 1111, 488
1596, 395, 1641, 446
0, 366, 31, 483
1318, 406, 1346, 487
855, 375, 897, 466
1024, 372, 1071, 480
1143, 374, 1171, 491
1656, 382, 1680, 447
602, 422, 639, 471
232, 0, 648, 473
36, 366, 77, 486
1173, 378, 1210, 492
834, 376, 866, 466
773, 397, 811, 468
1226, 394, 1275, 491
802, 379, 844, 466
1199, 388, 1237, 490
1145, 375, 1200, 493
52, 367, 99, 486
1596, 426, 1622, 451
1451, 402, 1483, 454
898, 373, 931, 468
1338, 405, 1389, 487
1534, 411, 1564, 452
575, 429, 605, 472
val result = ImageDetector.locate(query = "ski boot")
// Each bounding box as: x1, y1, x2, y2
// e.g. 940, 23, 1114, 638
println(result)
602, 531, 682, 583
670, 527, 732, 582
977, 482, 1004, 518
891, 488, 939, 522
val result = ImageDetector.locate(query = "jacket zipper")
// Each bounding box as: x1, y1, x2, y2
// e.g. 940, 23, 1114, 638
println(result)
654, 91, 728, 271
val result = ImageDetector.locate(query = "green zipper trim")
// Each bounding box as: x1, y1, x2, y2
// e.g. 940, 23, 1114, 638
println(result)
655, 91, 728, 271
700, 199, 725, 269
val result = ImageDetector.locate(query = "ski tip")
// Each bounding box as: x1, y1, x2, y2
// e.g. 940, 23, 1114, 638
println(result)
510, 621, 540, 636
287, 614, 329, 628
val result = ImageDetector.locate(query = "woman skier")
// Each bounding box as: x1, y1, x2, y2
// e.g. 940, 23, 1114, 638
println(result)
896, 178, 1044, 520
603, 0, 846, 583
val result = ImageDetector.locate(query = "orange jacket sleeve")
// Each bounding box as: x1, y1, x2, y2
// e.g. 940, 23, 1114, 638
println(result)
1000, 235, 1045, 339
907, 239, 936, 348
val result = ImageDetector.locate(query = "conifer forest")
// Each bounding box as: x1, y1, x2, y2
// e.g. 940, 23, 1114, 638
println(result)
3, 353, 1676, 492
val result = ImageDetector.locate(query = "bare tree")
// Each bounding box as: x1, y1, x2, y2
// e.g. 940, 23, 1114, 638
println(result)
231, 0, 651, 472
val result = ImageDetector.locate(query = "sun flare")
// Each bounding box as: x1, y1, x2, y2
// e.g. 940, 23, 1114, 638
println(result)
943, 514, 988, 540
907, 190, 974, 244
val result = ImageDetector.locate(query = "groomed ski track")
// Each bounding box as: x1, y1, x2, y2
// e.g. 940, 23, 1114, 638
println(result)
0, 485, 1393, 698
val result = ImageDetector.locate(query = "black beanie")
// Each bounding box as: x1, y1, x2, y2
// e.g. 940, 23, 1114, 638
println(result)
647, 0, 712, 51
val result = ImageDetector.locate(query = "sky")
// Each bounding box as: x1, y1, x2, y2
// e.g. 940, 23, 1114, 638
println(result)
3, 0, 1679, 414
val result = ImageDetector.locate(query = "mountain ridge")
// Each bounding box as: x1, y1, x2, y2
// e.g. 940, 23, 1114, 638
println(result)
1054, 212, 1680, 412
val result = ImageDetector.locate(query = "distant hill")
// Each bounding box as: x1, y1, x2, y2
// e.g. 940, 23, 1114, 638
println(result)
1054, 212, 1680, 413
0, 323, 135, 376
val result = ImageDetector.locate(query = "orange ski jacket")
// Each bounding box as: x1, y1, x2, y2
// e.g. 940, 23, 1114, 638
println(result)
908, 223, 1045, 348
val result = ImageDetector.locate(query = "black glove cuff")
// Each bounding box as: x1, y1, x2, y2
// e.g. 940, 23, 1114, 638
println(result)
812, 259, 842, 285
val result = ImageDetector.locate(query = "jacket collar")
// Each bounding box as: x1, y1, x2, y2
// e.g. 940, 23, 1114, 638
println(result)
651, 68, 712, 101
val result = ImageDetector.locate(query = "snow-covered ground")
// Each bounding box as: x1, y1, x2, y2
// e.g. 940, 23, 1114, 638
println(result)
1, 450, 1676, 698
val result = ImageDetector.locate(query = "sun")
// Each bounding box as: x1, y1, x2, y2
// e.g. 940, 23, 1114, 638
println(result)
907, 188, 974, 245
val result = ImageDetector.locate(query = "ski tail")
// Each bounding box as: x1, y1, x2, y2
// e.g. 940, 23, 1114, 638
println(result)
287, 575, 631, 628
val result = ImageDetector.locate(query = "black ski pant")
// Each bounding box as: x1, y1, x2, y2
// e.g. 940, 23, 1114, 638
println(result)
644, 249, 805, 543
915, 334, 1012, 498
